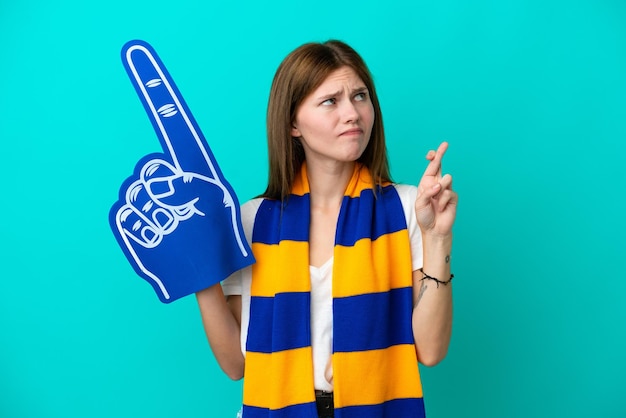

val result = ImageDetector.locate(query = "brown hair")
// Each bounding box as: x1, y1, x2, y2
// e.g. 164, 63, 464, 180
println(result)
262, 40, 391, 200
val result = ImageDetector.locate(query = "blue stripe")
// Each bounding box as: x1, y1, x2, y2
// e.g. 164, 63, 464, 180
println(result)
252, 195, 310, 244
242, 402, 318, 418
246, 293, 311, 353
335, 398, 425, 418
333, 287, 414, 352
335, 185, 407, 247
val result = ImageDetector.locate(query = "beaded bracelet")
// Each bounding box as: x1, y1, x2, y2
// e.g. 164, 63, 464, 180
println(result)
419, 268, 454, 288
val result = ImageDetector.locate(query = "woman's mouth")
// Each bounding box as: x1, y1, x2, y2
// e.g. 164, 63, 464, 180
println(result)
340, 128, 363, 136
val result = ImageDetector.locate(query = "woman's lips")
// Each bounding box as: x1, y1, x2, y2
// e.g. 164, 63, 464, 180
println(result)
340, 128, 363, 136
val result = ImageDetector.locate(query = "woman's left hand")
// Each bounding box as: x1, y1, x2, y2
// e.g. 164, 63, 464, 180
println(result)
414, 142, 458, 237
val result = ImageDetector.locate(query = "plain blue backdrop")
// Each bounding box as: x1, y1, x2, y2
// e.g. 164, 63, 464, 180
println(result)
1, 0, 625, 417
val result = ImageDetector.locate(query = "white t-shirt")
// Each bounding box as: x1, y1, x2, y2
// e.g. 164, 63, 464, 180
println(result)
222, 184, 423, 392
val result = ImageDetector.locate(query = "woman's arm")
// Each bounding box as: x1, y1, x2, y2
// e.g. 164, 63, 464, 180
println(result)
411, 142, 457, 366
196, 285, 245, 380
412, 235, 453, 366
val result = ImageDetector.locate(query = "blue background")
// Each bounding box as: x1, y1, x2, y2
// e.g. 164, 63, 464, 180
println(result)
1, 0, 625, 417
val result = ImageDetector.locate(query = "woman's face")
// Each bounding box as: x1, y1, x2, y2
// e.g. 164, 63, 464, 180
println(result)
291, 66, 374, 167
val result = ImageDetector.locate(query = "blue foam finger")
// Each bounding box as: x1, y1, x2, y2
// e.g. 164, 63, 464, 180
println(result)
122, 40, 217, 177
110, 40, 255, 303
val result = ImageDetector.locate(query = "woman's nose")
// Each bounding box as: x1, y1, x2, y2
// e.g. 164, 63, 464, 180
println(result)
340, 100, 359, 124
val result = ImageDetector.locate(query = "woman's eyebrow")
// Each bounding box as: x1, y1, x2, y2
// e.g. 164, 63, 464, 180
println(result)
316, 86, 368, 101
316, 89, 343, 101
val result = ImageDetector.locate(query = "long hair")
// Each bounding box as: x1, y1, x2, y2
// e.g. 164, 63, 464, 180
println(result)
262, 40, 391, 200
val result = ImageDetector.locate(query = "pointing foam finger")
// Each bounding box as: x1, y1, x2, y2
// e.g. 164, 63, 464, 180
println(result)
122, 40, 218, 179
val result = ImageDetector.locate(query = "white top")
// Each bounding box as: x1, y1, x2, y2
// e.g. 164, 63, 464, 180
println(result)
222, 184, 423, 392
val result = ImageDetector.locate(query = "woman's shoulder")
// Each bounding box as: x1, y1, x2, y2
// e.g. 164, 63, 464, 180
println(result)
392, 183, 417, 193
392, 183, 418, 202
238, 197, 265, 239
241, 197, 264, 213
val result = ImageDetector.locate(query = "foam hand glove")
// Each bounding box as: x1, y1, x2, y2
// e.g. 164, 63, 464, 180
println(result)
110, 40, 254, 303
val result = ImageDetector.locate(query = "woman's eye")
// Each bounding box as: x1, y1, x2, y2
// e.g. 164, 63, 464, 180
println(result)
321, 98, 336, 106
355, 92, 367, 101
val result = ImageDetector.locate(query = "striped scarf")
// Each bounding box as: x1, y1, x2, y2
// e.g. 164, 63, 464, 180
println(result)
243, 163, 425, 418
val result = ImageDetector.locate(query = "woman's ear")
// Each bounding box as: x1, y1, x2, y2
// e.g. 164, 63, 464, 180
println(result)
291, 124, 301, 138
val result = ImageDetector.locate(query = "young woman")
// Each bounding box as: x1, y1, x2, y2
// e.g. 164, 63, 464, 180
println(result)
196, 40, 457, 418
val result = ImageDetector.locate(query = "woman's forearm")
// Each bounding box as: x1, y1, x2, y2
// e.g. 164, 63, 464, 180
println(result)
412, 233, 453, 366
196, 284, 245, 380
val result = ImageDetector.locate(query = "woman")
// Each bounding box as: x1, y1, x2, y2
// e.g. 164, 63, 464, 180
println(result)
196, 40, 457, 418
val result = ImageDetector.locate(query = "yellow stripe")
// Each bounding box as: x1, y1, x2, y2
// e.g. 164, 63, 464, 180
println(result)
333, 230, 413, 298
293, 162, 389, 197
343, 167, 391, 198
244, 348, 316, 409
251, 241, 310, 296
332, 344, 422, 408
291, 172, 309, 196
345, 168, 372, 198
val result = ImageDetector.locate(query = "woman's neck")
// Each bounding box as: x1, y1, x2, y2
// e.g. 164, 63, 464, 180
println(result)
305, 160, 355, 209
